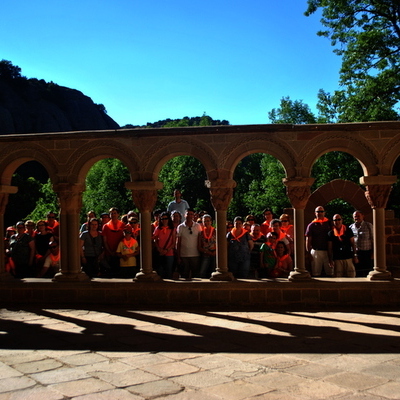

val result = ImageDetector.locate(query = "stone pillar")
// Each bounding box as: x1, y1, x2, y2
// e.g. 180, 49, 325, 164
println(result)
126, 181, 163, 282
0, 185, 18, 281
361, 175, 397, 281
283, 177, 314, 281
53, 183, 89, 281
206, 179, 236, 281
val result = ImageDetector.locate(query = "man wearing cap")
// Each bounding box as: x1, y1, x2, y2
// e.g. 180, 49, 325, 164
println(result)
305, 206, 333, 277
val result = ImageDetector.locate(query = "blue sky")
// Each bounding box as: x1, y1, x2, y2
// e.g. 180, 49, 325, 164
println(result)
1, 1, 342, 127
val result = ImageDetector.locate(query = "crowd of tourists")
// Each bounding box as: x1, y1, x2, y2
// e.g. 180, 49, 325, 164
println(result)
4, 190, 373, 280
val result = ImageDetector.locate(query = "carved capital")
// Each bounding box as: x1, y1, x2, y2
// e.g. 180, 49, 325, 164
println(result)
365, 185, 393, 209
53, 183, 84, 214
283, 177, 315, 209
205, 179, 236, 211
126, 181, 163, 213
131, 189, 158, 212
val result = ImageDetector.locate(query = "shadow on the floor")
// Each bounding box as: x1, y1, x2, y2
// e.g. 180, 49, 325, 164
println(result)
1, 306, 399, 354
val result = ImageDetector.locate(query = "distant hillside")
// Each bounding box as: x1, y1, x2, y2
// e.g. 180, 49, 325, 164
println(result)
122, 115, 230, 129
0, 60, 119, 134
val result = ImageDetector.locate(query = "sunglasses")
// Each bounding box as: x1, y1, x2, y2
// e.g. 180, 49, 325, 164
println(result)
161, 217, 169, 220
316, 210, 325, 213
49, 245, 58, 249
129, 221, 138, 224
333, 218, 342, 221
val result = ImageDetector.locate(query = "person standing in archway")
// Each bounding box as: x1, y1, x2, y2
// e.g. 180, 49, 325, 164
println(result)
350, 210, 373, 277
167, 189, 190, 217
305, 206, 333, 277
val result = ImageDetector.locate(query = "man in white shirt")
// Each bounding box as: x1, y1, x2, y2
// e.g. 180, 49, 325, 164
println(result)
177, 209, 201, 280
167, 189, 190, 217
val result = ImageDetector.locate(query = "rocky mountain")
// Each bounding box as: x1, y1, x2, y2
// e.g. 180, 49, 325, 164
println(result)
0, 63, 119, 134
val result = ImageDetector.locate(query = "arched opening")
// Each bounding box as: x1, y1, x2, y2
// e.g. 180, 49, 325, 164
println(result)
156, 155, 212, 215
388, 156, 400, 218
229, 153, 289, 222
309, 151, 364, 220
5, 161, 50, 227
81, 158, 135, 223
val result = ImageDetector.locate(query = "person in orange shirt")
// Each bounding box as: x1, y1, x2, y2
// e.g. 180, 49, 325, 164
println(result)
46, 211, 59, 240
102, 207, 126, 277
260, 208, 274, 236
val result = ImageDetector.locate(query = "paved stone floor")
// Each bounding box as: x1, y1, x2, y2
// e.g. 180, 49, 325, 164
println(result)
1, 306, 400, 399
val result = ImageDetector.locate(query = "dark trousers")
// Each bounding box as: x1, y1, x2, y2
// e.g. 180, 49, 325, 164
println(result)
356, 249, 373, 277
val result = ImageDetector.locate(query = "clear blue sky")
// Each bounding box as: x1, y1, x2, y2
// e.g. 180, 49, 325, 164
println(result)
1, 0, 341, 127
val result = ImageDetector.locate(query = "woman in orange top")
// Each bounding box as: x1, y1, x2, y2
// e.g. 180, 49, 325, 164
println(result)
153, 212, 176, 279
270, 241, 293, 278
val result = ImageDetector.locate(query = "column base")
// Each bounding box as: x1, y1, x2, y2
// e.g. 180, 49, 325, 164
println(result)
288, 269, 312, 281
210, 270, 236, 281
368, 269, 392, 281
134, 271, 163, 282
52, 271, 90, 282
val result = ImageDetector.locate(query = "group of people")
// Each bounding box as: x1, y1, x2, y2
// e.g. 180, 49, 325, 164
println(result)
306, 207, 373, 277
4, 189, 374, 280
4, 212, 60, 278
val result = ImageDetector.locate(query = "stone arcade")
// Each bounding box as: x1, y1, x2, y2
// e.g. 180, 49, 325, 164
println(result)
0, 122, 399, 306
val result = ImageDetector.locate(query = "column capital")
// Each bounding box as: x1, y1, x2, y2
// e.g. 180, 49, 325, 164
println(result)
360, 176, 397, 209
205, 179, 236, 211
283, 177, 315, 210
53, 183, 85, 214
126, 181, 163, 213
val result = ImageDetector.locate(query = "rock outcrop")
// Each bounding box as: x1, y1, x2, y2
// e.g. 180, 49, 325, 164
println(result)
0, 77, 120, 134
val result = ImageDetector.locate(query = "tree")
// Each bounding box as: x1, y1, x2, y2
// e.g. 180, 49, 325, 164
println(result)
26, 179, 59, 222
229, 153, 289, 220
157, 156, 212, 213
82, 158, 135, 220
306, 0, 400, 122
268, 97, 317, 124
0, 59, 23, 80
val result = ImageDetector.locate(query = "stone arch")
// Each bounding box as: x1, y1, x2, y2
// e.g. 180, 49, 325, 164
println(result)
305, 179, 371, 222
380, 134, 400, 175
143, 137, 219, 180
67, 141, 140, 185
298, 135, 378, 177
0, 143, 59, 185
221, 135, 297, 179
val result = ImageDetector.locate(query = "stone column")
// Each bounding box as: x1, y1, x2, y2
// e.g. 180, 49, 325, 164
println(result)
0, 185, 18, 281
283, 177, 314, 281
361, 175, 397, 281
53, 183, 89, 281
206, 179, 236, 281
126, 181, 163, 282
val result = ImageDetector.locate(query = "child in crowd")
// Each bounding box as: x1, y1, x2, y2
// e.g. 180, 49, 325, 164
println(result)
259, 231, 278, 278
116, 226, 140, 278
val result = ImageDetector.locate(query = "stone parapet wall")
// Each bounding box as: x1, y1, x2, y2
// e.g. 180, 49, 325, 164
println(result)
1, 279, 399, 308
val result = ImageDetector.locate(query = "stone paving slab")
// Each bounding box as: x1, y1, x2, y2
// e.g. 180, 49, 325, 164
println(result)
1, 306, 400, 399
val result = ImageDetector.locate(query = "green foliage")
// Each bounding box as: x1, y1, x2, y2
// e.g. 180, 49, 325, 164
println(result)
0, 59, 23, 80
268, 97, 317, 124
229, 154, 289, 220
26, 179, 59, 222
311, 151, 363, 190
306, 0, 400, 122
82, 158, 135, 220
157, 156, 212, 213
